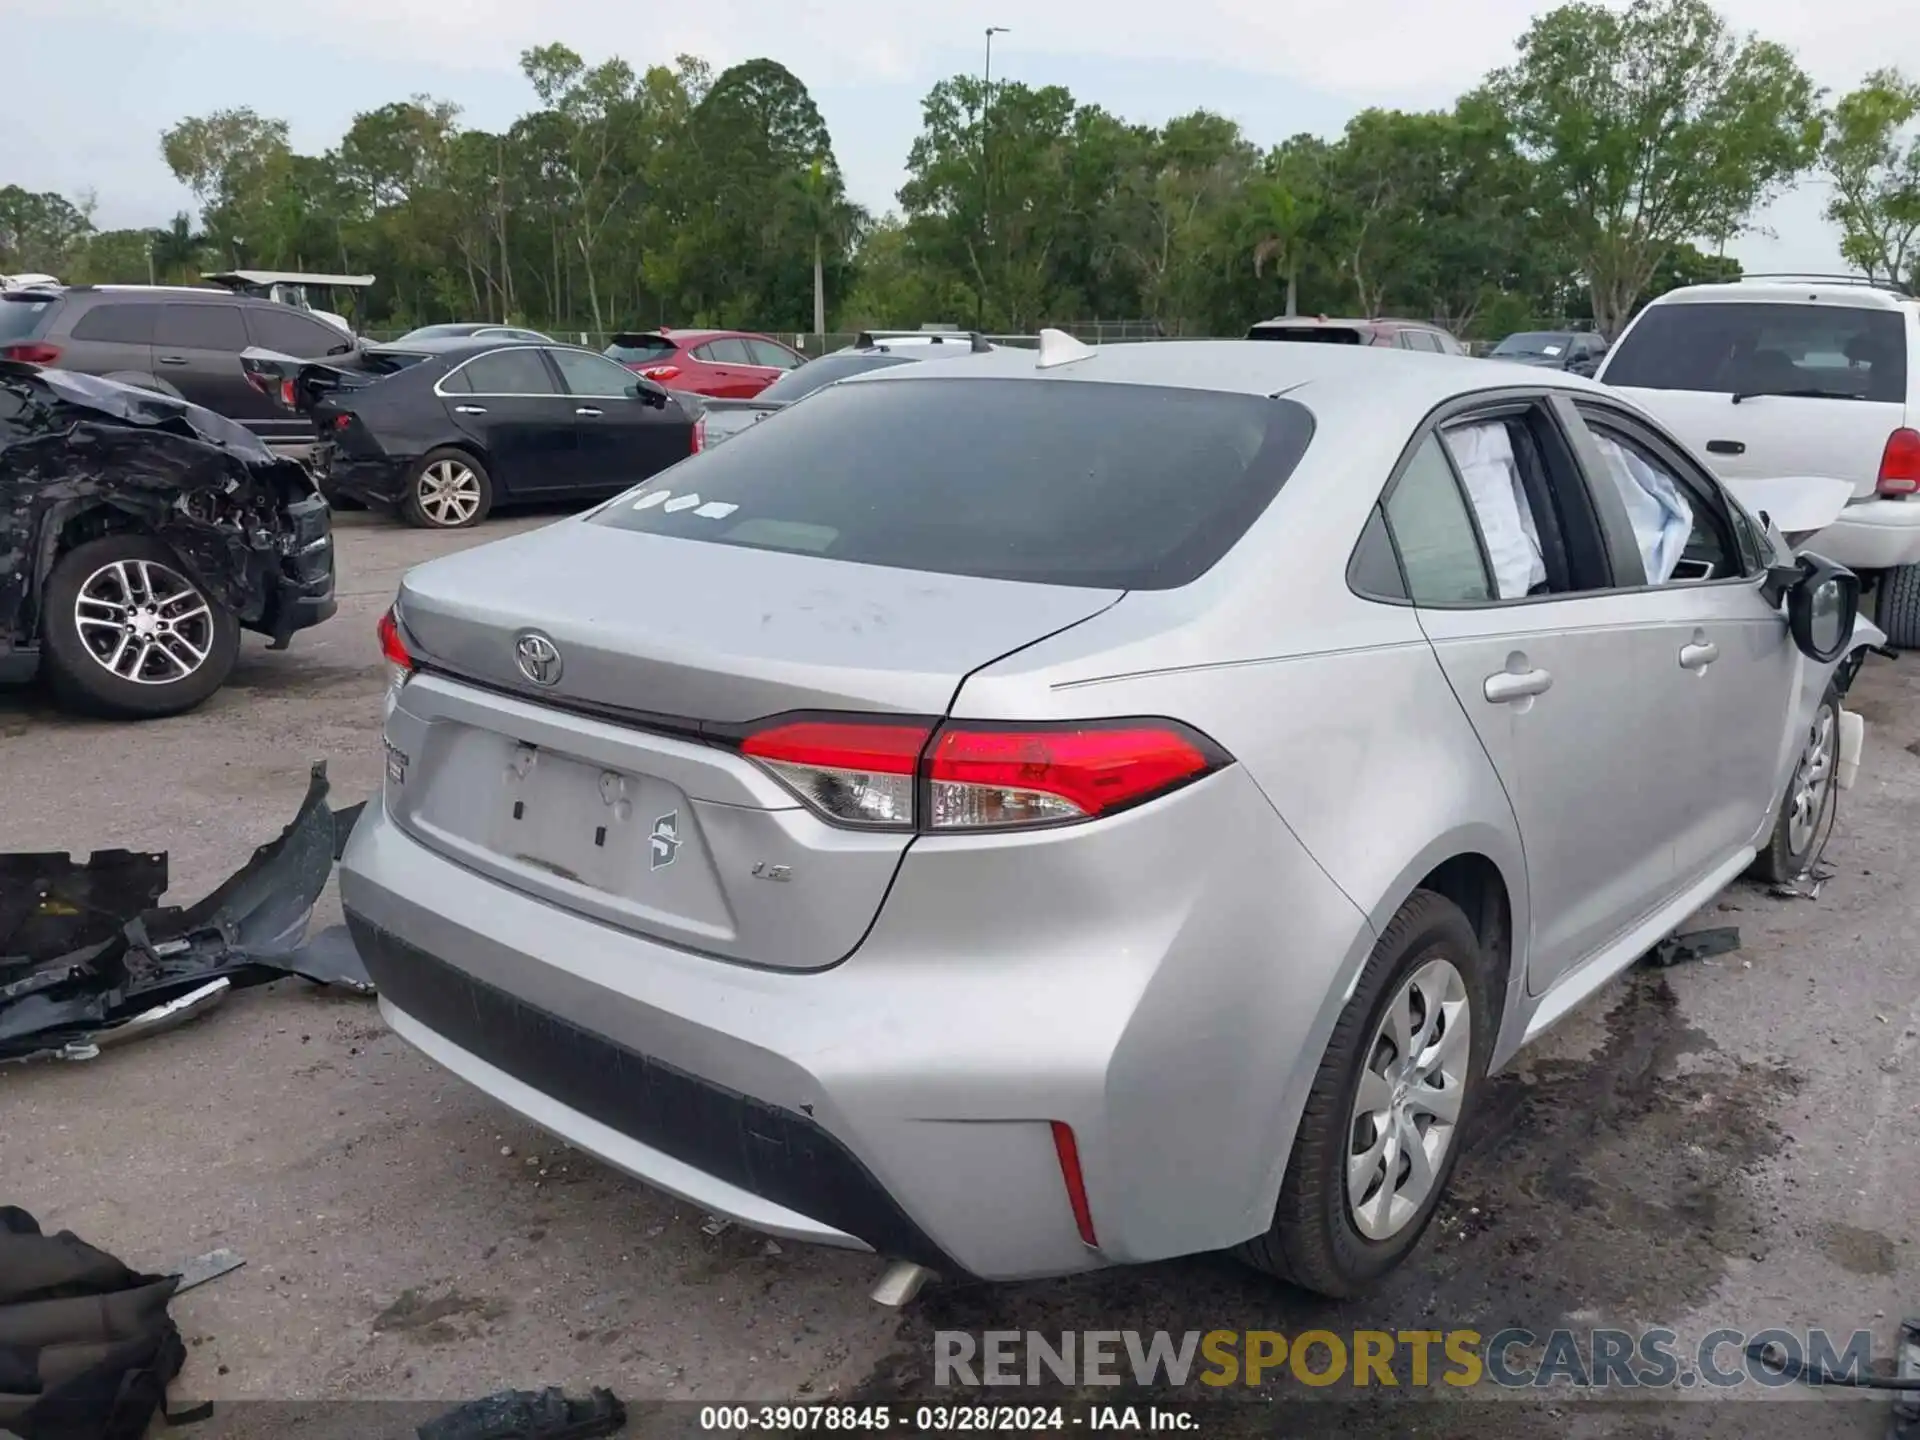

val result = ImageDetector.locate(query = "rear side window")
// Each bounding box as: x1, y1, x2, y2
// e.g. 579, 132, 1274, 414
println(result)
70, 303, 158, 344
456, 348, 557, 395
698, 338, 754, 364
0, 296, 55, 342
246, 305, 351, 357
1384, 435, 1493, 604
593, 377, 1316, 590
605, 335, 676, 364
1605, 301, 1908, 403
155, 303, 247, 351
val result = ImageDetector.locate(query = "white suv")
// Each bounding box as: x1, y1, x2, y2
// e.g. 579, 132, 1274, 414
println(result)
1596, 276, 1920, 645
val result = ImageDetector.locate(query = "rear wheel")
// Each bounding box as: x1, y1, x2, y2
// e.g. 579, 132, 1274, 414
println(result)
1874, 563, 1920, 650
1750, 683, 1840, 885
41, 534, 239, 719
1238, 889, 1492, 1296
401, 449, 492, 529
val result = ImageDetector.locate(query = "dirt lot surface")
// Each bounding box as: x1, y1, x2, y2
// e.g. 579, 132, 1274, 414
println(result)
3, 510, 1917, 1438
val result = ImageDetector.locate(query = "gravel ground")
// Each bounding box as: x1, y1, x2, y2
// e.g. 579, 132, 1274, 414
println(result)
3, 510, 1916, 1438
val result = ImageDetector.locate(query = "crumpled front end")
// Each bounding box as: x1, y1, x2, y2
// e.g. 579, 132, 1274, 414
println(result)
0, 362, 337, 655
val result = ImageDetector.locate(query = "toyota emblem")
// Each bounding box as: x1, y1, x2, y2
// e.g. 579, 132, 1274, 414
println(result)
514, 631, 563, 687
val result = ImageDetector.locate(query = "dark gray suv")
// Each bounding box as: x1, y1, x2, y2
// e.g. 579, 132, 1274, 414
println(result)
0, 285, 356, 443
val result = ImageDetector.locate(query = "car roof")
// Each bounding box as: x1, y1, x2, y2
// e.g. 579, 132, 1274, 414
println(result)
1249, 316, 1434, 330
367, 336, 579, 358
1646, 280, 1918, 312
855, 337, 1608, 417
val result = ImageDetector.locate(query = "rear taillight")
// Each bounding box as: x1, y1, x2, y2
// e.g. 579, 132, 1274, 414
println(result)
376, 607, 413, 669
330, 412, 352, 431
1877, 428, 1920, 497
691, 416, 707, 454
736, 716, 1226, 832
376, 605, 415, 717
280, 378, 298, 408
2, 342, 60, 365
641, 364, 681, 382
740, 720, 924, 828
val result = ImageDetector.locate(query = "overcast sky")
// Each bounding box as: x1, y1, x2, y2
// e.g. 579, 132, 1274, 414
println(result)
5, 0, 1912, 273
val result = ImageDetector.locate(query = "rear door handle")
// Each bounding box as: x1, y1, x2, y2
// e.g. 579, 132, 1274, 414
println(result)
1484, 668, 1553, 704
1680, 640, 1720, 671
157, 355, 188, 366
574, 406, 603, 416
1705, 439, 1745, 455
453, 404, 488, 415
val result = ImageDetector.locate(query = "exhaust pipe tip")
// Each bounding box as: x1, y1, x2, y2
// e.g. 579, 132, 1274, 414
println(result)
870, 1261, 934, 1308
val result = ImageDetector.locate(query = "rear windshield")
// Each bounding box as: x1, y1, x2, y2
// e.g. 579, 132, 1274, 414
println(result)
360, 349, 431, 375
1248, 325, 1364, 345
0, 295, 54, 343
1605, 301, 1908, 403
1493, 332, 1572, 357
605, 335, 677, 363
758, 352, 916, 403
592, 377, 1315, 590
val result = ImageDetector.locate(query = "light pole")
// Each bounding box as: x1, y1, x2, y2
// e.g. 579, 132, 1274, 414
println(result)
980, 26, 1008, 328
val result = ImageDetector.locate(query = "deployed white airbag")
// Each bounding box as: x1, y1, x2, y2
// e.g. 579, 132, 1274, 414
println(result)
1592, 434, 1693, 583
1444, 421, 1545, 599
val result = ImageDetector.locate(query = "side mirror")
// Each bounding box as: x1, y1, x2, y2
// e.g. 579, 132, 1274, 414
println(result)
631, 377, 669, 409
1785, 554, 1860, 663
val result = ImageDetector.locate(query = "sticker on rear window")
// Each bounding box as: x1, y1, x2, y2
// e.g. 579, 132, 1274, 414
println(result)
632, 490, 670, 510
663, 493, 702, 513
694, 501, 737, 519
1543, 345, 1563, 356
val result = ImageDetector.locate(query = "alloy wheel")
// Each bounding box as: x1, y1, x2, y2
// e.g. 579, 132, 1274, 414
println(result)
416, 459, 482, 526
73, 558, 215, 686
1347, 956, 1471, 1241
1786, 705, 1836, 857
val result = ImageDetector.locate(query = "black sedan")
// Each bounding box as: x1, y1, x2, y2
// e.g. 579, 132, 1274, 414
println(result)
241, 338, 701, 528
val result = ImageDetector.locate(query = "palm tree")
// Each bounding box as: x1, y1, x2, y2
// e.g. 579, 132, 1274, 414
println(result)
149, 213, 209, 282
785, 158, 856, 337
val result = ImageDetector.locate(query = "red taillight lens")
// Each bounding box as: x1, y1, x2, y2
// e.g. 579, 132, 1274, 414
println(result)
736, 716, 1225, 831
641, 364, 680, 381
1051, 1121, 1098, 1248
330, 412, 352, 431
376, 607, 414, 670
2, 342, 61, 365
280, 378, 298, 408
740, 720, 929, 828
691, 416, 706, 454
1878, 428, 1920, 497
926, 722, 1219, 828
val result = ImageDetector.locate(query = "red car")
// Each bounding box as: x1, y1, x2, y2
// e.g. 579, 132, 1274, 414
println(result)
604, 328, 806, 398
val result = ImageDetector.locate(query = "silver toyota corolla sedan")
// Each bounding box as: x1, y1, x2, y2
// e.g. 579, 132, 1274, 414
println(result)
341, 336, 1874, 1296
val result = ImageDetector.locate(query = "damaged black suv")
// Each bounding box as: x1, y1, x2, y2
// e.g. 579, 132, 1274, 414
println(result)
0, 361, 337, 718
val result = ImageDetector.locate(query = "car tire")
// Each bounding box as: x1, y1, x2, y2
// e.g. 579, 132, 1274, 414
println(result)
1873, 563, 1920, 650
40, 534, 240, 719
401, 449, 493, 529
1238, 888, 1493, 1297
1749, 682, 1841, 885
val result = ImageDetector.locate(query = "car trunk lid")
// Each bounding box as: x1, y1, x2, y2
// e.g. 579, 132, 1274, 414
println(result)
381, 521, 1122, 969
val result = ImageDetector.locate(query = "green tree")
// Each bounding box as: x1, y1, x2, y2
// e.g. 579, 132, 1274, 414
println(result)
0, 186, 93, 274
1819, 69, 1920, 285
1487, 0, 1818, 338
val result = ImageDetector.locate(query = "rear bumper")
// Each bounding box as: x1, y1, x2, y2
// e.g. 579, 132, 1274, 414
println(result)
319, 446, 410, 508
1807, 499, 1920, 573
338, 766, 1373, 1281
